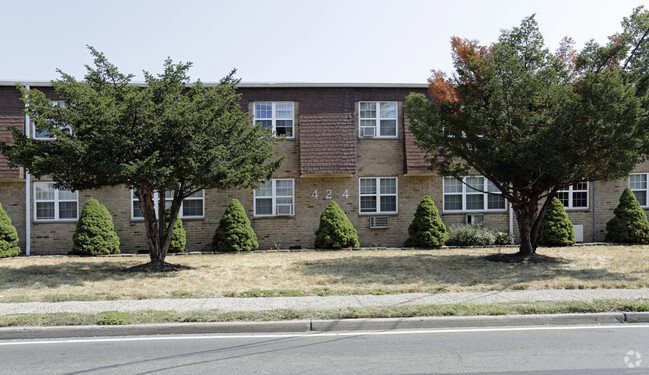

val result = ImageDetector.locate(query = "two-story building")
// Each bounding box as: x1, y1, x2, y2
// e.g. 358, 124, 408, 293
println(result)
0, 81, 647, 254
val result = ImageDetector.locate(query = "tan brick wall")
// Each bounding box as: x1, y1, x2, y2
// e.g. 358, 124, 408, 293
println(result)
0, 182, 26, 252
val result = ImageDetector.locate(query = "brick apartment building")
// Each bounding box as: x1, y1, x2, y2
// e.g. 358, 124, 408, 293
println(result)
0, 81, 647, 255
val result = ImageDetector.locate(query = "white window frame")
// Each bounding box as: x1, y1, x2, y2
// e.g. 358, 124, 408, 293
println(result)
557, 182, 589, 210
358, 101, 398, 139
32, 101, 72, 140
630, 173, 648, 207
253, 179, 295, 218
253, 102, 295, 139
359, 177, 398, 215
131, 189, 205, 220
443, 176, 507, 213
33, 182, 78, 222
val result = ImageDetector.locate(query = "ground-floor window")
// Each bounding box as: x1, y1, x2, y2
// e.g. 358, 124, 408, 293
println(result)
359, 177, 398, 214
557, 182, 588, 209
443, 176, 506, 212
132, 189, 204, 219
34, 182, 78, 221
254, 179, 294, 217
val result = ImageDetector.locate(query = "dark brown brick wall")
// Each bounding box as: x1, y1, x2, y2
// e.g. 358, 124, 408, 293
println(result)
0, 86, 25, 179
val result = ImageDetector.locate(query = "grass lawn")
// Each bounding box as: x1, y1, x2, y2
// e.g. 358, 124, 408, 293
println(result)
0, 245, 648, 303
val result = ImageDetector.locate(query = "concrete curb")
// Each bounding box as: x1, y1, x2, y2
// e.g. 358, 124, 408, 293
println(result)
0, 313, 642, 340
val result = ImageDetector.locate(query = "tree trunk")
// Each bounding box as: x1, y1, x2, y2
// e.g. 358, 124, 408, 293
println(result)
135, 188, 181, 265
512, 193, 557, 257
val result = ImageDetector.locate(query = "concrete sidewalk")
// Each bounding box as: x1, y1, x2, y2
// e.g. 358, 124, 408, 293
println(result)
2, 288, 649, 315
1, 289, 649, 340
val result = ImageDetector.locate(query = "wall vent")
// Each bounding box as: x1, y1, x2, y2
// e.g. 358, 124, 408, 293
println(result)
465, 214, 484, 225
370, 216, 389, 228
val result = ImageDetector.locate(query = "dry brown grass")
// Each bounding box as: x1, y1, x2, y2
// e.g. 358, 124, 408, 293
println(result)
1, 245, 648, 302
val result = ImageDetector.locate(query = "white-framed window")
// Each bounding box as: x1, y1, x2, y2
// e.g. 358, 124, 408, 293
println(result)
131, 189, 204, 220
253, 102, 294, 138
33, 101, 72, 140
443, 176, 506, 212
254, 179, 294, 217
359, 177, 398, 214
359, 101, 398, 138
34, 182, 78, 221
629, 174, 648, 207
557, 182, 588, 209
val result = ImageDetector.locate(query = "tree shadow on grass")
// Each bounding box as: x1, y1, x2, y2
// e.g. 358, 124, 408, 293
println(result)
0, 261, 182, 290
294, 253, 640, 289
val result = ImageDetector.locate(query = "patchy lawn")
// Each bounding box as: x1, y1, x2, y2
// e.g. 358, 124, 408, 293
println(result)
0, 245, 647, 302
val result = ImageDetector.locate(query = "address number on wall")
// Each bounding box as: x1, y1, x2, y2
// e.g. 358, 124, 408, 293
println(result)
311, 189, 350, 199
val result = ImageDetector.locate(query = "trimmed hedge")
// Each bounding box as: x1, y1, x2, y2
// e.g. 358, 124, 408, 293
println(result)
73, 198, 120, 255
212, 199, 258, 252
405, 195, 448, 248
446, 224, 514, 246
315, 201, 359, 249
606, 187, 649, 244
539, 197, 575, 246
165, 207, 186, 253
0, 202, 20, 258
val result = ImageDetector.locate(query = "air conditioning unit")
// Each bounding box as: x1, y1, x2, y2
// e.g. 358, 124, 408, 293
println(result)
276, 204, 293, 216
361, 126, 376, 137
370, 216, 389, 228
465, 214, 484, 225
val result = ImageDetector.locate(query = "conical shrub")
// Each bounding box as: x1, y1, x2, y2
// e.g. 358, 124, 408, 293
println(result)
73, 198, 120, 255
212, 199, 258, 252
165, 207, 186, 253
606, 187, 649, 244
315, 201, 359, 249
0, 202, 20, 258
539, 197, 575, 246
405, 195, 448, 248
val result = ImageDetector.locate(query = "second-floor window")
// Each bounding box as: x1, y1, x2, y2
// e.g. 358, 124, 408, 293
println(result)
557, 182, 588, 209
443, 176, 506, 212
254, 102, 294, 138
359, 102, 397, 138
132, 189, 204, 220
33, 101, 72, 140
34, 182, 78, 221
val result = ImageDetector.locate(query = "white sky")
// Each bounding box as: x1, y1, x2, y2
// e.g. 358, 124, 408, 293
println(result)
1, 0, 646, 84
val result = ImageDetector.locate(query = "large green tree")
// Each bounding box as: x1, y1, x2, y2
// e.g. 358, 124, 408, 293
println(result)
406, 11, 649, 257
0, 47, 282, 269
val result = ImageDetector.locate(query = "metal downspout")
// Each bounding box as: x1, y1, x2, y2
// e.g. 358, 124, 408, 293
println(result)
24, 85, 31, 256
593, 181, 597, 242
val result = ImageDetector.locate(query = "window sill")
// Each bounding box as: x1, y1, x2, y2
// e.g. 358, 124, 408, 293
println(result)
130, 216, 205, 222
33, 219, 78, 223
253, 215, 295, 219
359, 212, 398, 216
442, 210, 507, 214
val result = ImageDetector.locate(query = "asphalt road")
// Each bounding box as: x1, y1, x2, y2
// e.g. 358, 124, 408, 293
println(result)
2, 325, 649, 374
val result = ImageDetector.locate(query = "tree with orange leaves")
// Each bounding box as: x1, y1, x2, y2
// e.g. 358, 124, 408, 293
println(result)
406, 11, 649, 258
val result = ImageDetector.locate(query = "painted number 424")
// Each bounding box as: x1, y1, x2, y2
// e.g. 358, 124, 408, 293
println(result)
311, 189, 349, 199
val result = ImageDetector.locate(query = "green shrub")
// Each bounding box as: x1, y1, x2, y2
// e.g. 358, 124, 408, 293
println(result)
446, 224, 512, 246
0, 202, 20, 258
73, 198, 120, 255
606, 187, 649, 244
494, 231, 515, 246
539, 197, 575, 246
315, 201, 359, 249
212, 199, 258, 252
405, 195, 448, 248
165, 207, 186, 253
